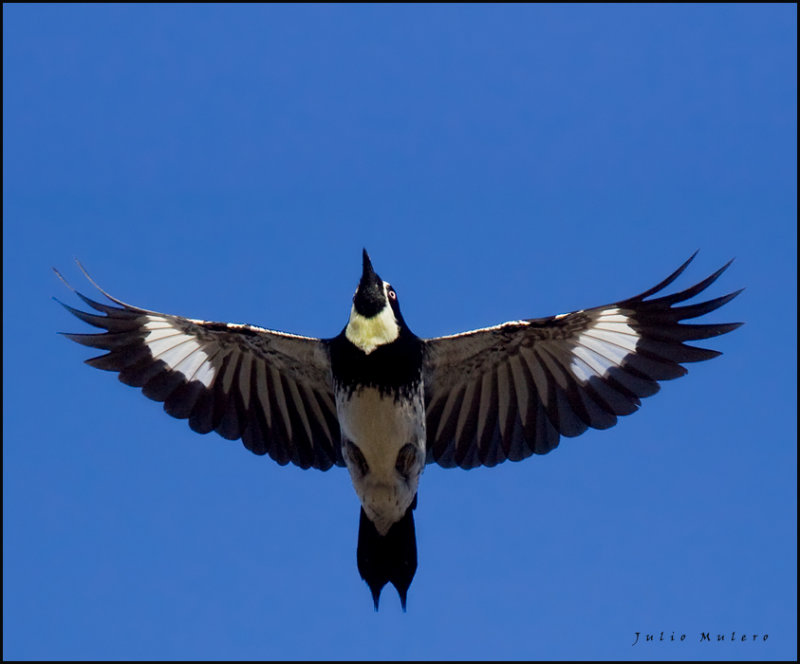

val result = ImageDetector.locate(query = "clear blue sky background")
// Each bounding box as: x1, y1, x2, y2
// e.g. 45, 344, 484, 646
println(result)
3, 4, 796, 661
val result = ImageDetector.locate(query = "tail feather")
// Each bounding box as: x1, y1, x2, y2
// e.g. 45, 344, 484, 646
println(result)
357, 496, 418, 611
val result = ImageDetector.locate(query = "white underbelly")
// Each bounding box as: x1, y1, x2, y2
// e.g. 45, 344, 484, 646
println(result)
336, 385, 426, 534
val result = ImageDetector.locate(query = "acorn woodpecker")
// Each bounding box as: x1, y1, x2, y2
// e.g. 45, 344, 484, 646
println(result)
55, 250, 742, 610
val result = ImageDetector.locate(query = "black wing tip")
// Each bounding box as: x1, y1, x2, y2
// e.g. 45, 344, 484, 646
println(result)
53, 259, 95, 289
54, 261, 102, 305
719, 321, 745, 334
53, 295, 92, 318
677, 249, 700, 267
705, 257, 736, 283
52, 295, 69, 309
725, 287, 745, 299
713, 287, 745, 315
52, 266, 77, 293
72, 259, 131, 307
629, 253, 741, 305
629, 251, 699, 302
54, 261, 148, 317
683, 320, 744, 343
58, 331, 85, 342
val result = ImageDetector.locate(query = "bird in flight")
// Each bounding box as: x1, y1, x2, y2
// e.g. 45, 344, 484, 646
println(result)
56, 250, 742, 610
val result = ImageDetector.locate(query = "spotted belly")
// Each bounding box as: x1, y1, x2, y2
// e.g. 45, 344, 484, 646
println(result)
335, 384, 426, 535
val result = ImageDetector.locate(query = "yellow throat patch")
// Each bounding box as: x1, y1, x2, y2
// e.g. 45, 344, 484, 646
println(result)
345, 305, 399, 355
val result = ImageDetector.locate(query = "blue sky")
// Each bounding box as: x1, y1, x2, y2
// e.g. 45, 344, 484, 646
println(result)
3, 4, 796, 660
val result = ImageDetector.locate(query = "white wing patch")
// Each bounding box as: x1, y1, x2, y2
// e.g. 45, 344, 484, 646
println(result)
144, 317, 216, 387
570, 308, 639, 382
58, 270, 344, 471
422, 255, 742, 470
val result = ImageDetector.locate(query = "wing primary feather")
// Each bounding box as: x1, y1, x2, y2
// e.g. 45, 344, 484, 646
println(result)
300, 383, 337, 467
628, 251, 698, 302
475, 370, 499, 466
265, 368, 293, 466
142, 367, 187, 402
55, 298, 141, 331
57, 267, 340, 470
430, 384, 465, 467
534, 399, 560, 455
637, 259, 735, 307
644, 289, 744, 322
433, 384, 462, 444
494, 362, 516, 455
453, 379, 480, 467
164, 380, 206, 420
212, 351, 241, 439
74, 259, 148, 311
285, 377, 315, 469
270, 366, 293, 444
538, 346, 600, 432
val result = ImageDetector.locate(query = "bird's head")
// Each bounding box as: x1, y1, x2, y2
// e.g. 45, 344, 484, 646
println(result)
346, 250, 404, 354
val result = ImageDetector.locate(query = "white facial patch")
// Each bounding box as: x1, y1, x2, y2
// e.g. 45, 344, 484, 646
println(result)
570, 308, 639, 382
144, 317, 216, 387
345, 285, 400, 354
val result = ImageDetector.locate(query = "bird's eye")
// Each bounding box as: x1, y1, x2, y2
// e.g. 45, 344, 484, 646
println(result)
388, 289, 397, 300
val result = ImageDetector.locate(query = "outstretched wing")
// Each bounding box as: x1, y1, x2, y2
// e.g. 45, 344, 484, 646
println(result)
56, 265, 343, 470
423, 253, 743, 469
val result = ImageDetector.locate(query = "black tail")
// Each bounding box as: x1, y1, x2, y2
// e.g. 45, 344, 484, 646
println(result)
357, 495, 418, 611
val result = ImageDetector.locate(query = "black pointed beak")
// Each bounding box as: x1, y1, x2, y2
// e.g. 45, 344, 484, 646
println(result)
354, 249, 384, 317
362, 249, 376, 283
